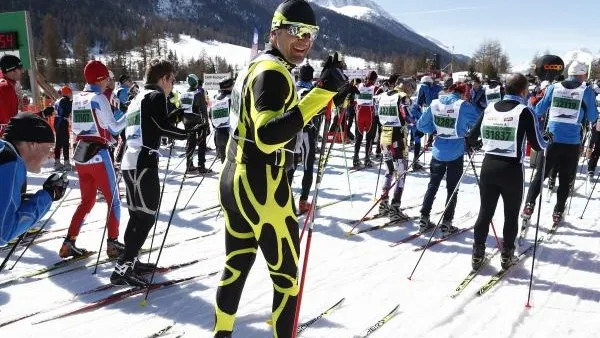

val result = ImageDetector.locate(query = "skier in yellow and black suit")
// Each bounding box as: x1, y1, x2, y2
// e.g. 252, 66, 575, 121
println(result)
213, 1, 350, 337
377, 77, 417, 223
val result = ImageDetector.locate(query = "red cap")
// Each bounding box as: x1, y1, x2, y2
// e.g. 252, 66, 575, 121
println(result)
61, 86, 72, 96
84, 60, 109, 84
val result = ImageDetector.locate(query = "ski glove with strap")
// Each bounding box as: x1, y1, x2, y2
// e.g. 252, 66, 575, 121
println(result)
318, 52, 348, 92
543, 130, 553, 143
43, 172, 69, 201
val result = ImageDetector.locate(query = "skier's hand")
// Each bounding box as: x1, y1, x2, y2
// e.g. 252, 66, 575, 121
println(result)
318, 52, 348, 92
332, 83, 353, 107
469, 139, 483, 151
43, 172, 69, 201
41, 106, 55, 117
543, 130, 554, 143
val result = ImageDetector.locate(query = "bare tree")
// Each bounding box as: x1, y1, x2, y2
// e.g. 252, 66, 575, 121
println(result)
472, 39, 511, 77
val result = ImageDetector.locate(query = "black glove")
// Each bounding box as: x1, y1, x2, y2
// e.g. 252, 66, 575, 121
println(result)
41, 106, 55, 117
469, 139, 483, 151
43, 172, 69, 201
543, 130, 554, 143
332, 83, 353, 107
318, 52, 348, 92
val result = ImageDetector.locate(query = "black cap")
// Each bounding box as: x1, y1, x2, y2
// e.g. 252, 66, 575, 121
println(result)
299, 63, 314, 81
443, 77, 453, 89
272, 0, 317, 29
367, 70, 378, 82
219, 78, 234, 90
0, 55, 23, 73
4, 112, 55, 143
118, 74, 131, 83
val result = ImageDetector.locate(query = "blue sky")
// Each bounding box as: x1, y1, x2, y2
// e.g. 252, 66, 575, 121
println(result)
377, 0, 599, 68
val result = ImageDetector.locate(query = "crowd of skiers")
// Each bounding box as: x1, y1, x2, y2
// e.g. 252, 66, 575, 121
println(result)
1, 0, 600, 336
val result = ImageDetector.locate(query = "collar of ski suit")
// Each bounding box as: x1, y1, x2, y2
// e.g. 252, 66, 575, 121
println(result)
83, 83, 104, 94
503, 94, 527, 105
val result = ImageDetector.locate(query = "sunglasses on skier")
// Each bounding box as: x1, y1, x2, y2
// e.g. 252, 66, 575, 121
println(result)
280, 22, 319, 42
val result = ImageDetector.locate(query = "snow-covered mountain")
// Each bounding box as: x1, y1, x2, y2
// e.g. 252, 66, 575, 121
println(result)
308, 0, 460, 62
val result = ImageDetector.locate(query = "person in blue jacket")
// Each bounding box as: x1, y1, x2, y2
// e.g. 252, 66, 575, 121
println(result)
522, 61, 598, 223
417, 76, 434, 108
114, 74, 133, 166
416, 82, 480, 235
470, 77, 487, 113
0, 112, 69, 246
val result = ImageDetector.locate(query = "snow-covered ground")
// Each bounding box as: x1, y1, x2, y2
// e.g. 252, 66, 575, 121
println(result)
1, 134, 600, 337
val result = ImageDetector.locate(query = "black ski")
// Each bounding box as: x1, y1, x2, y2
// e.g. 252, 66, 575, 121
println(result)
296, 297, 345, 335
354, 304, 400, 338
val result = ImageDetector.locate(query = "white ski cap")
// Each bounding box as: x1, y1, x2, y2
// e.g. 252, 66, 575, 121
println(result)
568, 61, 587, 76
421, 76, 433, 84
540, 80, 550, 90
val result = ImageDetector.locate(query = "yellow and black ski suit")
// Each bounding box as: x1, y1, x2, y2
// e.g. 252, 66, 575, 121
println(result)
213, 49, 335, 338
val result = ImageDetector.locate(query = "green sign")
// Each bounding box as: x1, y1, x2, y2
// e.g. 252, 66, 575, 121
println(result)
0, 11, 33, 69
434, 115, 456, 129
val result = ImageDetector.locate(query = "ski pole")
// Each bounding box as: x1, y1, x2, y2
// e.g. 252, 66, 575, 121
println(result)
0, 234, 24, 273
141, 167, 190, 305
300, 103, 334, 242
336, 111, 354, 206
467, 150, 501, 250
579, 170, 600, 219
373, 151, 383, 201
7, 179, 72, 271
346, 147, 427, 235
93, 162, 125, 274
293, 101, 334, 338
407, 150, 477, 280
180, 155, 219, 211
147, 142, 174, 263
526, 144, 549, 308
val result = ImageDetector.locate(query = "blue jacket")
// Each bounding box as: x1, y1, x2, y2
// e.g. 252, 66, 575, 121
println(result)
417, 83, 433, 107
430, 83, 443, 100
417, 93, 480, 161
0, 140, 52, 246
534, 78, 598, 144
470, 87, 487, 113
115, 84, 130, 112
296, 80, 313, 91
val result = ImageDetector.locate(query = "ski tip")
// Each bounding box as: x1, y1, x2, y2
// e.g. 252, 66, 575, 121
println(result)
266, 319, 273, 326
345, 231, 353, 237
140, 299, 148, 307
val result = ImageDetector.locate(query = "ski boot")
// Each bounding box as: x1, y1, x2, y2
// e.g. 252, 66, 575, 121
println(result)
412, 161, 424, 171
106, 238, 125, 259
500, 247, 518, 270
548, 177, 556, 190
352, 157, 361, 168
552, 210, 563, 224
418, 214, 435, 233
197, 165, 213, 174
186, 165, 200, 175
54, 160, 63, 171
110, 260, 149, 287
471, 244, 486, 270
374, 153, 383, 161
299, 199, 311, 214
364, 158, 373, 167
389, 203, 409, 223
521, 202, 535, 221
62, 163, 73, 172
59, 238, 89, 258
378, 198, 390, 216
440, 219, 459, 237
134, 257, 157, 274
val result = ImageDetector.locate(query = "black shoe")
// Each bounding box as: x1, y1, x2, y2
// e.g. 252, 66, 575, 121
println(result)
106, 238, 125, 259
378, 198, 390, 216
412, 161, 424, 171
500, 247, 518, 270
59, 238, 89, 258
552, 210, 563, 224
389, 204, 408, 223
374, 153, 382, 161
353, 157, 361, 168
364, 159, 373, 167
197, 166, 213, 174
134, 258, 157, 274
440, 220, 459, 237
521, 202, 535, 220
472, 244, 486, 270
111, 260, 149, 287
548, 178, 556, 190
418, 214, 435, 233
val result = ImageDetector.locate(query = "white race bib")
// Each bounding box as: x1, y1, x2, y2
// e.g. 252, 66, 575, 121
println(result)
485, 86, 502, 105
211, 96, 230, 128
125, 89, 151, 150
72, 92, 99, 137
431, 99, 463, 139
357, 84, 375, 106
481, 104, 521, 158
378, 93, 402, 127
180, 91, 195, 114
548, 83, 585, 125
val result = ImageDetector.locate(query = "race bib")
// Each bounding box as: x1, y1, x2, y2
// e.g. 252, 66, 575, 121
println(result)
548, 83, 584, 125
357, 84, 374, 106
211, 96, 230, 128
481, 104, 521, 158
125, 89, 150, 149
72, 92, 98, 137
378, 93, 401, 126
431, 99, 463, 139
